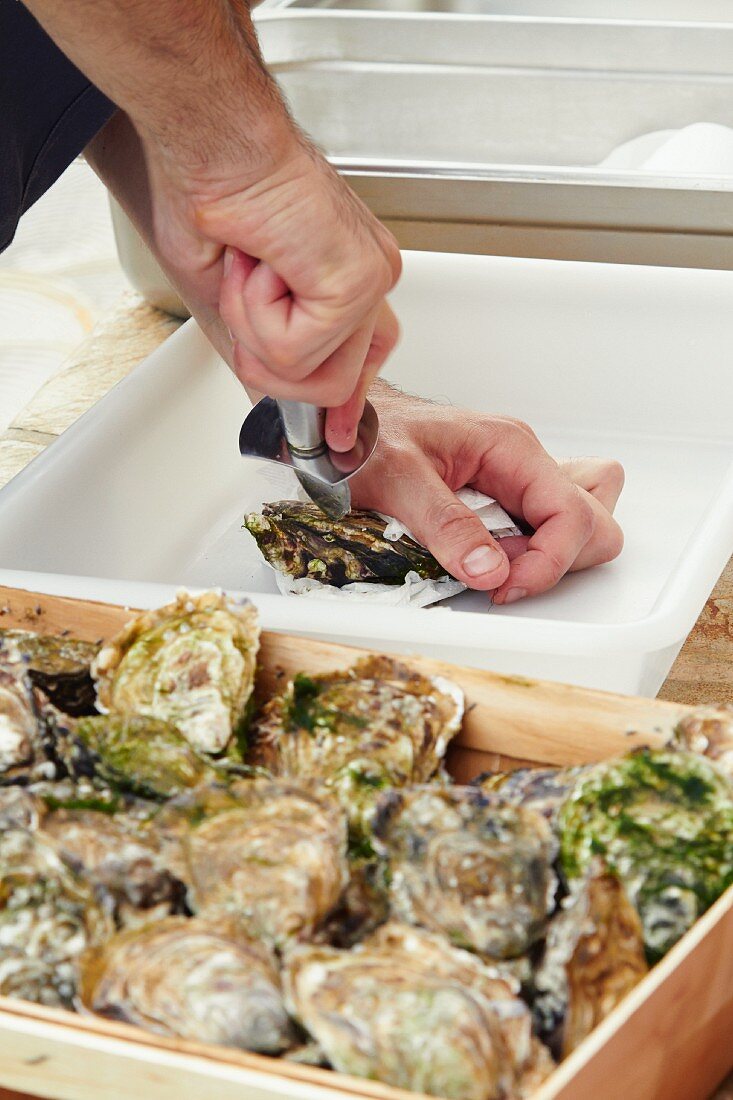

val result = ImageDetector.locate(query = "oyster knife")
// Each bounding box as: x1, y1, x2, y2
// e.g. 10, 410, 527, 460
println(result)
239, 398, 379, 521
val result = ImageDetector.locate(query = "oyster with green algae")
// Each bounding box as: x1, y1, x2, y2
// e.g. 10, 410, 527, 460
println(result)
533, 862, 648, 1058
245, 501, 446, 587
0, 828, 113, 1006
155, 779, 349, 950
252, 656, 463, 846
92, 591, 259, 757
80, 915, 297, 1053
558, 748, 733, 961
373, 786, 557, 959
41, 809, 186, 927
284, 922, 554, 1100
1, 629, 98, 716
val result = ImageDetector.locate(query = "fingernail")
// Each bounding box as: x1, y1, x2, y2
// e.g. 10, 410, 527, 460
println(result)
223, 247, 234, 276
502, 587, 527, 605
462, 545, 504, 578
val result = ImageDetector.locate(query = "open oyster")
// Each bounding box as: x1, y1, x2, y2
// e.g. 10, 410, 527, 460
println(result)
1, 629, 98, 716
92, 591, 259, 756
476, 765, 590, 824
41, 808, 185, 927
374, 787, 557, 959
157, 779, 348, 949
80, 915, 296, 1053
0, 828, 113, 1006
245, 501, 446, 588
252, 656, 463, 847
559, 749, 733, 960
672, 705, 733, 779
69, 714, 216, 800
533, 862, 648, 1057
285, 922, 554, 1100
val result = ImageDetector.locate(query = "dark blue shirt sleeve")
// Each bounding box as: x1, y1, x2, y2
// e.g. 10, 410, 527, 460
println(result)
1, 0, 116, 252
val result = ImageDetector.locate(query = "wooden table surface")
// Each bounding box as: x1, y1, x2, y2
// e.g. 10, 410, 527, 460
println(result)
0, 290, 731, 1100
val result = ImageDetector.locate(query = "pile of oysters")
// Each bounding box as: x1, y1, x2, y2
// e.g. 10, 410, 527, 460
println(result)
1, 590, 732, 1100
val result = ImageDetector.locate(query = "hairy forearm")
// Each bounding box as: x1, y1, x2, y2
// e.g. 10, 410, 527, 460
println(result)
22, 0, 296, 175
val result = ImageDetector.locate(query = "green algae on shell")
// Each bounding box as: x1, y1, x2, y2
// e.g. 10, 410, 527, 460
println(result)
1, 629, 99, 716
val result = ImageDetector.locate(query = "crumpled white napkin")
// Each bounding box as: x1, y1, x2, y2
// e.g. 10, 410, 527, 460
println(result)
271, 488, 520, 608
598, 123, 733, 175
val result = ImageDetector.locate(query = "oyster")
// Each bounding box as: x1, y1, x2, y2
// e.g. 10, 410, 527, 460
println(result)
533, 863, 648, 1057
374, 787, 557, 959
284, 922, 554, 1100
559, 749, 733, 960
0, 828, 113, 1006
0, 786, 44, 830
70, 714, 216, 800
157, 779, 348, 949
80, 915, 296, 1053
672, 705, 733, 779
93, 591, 259, 756
319, 857, 390, 948
252, 656, 463, 846
41, 808, 185, 926
476, 765, 590, 824
0, 664, 50, 783
1, 629, 98, 716
245, 501, 446, 587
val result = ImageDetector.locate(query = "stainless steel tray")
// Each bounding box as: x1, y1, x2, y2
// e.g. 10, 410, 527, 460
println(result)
255, 11, 733, 266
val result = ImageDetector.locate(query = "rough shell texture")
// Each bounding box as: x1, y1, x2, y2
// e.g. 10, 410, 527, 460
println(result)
92, 591, 259, 756
80, 915, 296, 1053
476, 766, 590, 824
0, 665, 45, 781
1, 629, 98, 716
374, 786, 558, 959
156, 779, 349, 950
41, 809, 185, 927
672, 705, 733, 779
533, 863, 648, 1058
252, 656, 463, 846
558, 749, 733, 960
244, 501, 446, 587
71, 714, 215, 800
0, 828, 113, 1006
0, 785, 44, 831
285, 921, 554, 1100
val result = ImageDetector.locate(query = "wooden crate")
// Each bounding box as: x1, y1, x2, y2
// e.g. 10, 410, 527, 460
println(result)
0, 586, 731, 1100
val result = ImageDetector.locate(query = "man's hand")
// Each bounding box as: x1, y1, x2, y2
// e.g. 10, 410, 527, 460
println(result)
352, 383, 624, 604
23, 0, 401, 450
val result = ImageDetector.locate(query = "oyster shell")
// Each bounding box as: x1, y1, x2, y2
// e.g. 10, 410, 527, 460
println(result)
253, 656, 463, 847
245, 501, 447, 588
476, 765, 590, 824
533, 862, 648, 1058
0, 786, 44, 830
0, 664, 45, 781
672, 705, 733, 779
1, 629, 98, 716
80, 915, 296, 1053
41, 809, 185, 927
284, 922, 554, 1100
0, 828, 113, 1006
157, 779, 348, 949
559, 748, 733, 960
92, 591, 259, 756
374, 787, 557, 959
69, 714, 216, 800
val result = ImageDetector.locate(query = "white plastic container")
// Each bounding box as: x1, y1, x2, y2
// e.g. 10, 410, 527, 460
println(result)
0, 252, 732, 696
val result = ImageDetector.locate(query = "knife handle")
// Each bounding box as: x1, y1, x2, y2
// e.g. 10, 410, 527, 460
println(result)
276, 400, 327, 456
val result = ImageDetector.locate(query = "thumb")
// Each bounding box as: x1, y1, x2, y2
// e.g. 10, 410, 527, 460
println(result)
365, 466, 510, 591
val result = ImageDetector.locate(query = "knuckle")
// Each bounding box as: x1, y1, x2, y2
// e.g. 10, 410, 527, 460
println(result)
575, 496, 596, 542
425, 498, 475, 543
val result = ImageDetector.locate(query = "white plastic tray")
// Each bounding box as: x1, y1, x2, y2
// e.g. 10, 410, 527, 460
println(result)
0, 252, 732, 696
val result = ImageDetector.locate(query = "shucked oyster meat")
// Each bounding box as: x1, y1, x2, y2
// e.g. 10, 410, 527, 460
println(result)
533, 862, 648, 1058
245, 501, 446, 587
252, 656, 463, 844
285, 921, 554, 1100
374, 786, 557, 959
559, 748, 733, 960
0, 828, 113, 1006
157, 778, 348, 949
93, 591, 259, 756
80, 915, 296, 1053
